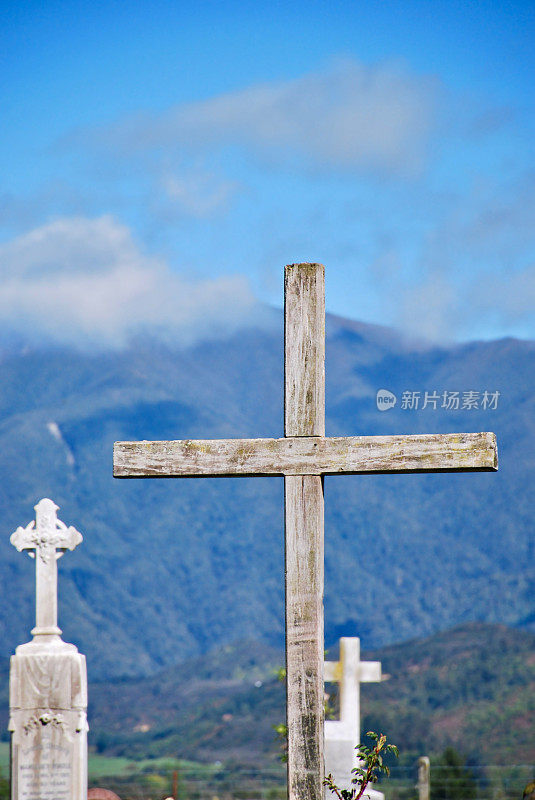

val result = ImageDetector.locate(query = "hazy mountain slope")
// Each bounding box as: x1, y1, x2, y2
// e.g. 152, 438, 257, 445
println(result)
1, 624, 532, 765
15, 623, 526, 767
363, 622, 535, 764
0, 316, 533, 679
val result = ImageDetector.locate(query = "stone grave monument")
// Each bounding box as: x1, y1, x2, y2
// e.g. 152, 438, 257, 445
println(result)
9, 498, 88, 800
324, 637, 384, 800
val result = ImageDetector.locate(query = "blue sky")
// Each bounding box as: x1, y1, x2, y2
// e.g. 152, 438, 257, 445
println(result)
1, 0, 534, 347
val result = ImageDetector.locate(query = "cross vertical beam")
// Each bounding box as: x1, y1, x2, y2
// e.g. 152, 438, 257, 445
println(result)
34, 499, 61, 635
10, 498, 83, 638
285, 263, 325, 800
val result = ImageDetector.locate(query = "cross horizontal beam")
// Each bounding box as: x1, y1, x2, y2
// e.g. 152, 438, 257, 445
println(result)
114, 431, 497, 478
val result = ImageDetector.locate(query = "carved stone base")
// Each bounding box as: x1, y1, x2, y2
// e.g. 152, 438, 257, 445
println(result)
10, 635, 88, 800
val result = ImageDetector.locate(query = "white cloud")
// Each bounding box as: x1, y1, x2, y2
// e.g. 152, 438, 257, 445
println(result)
477, 261, 535, 328
356, 164, 535, 343
395, 272, 459, 342
99, 59, 439, 177
161, 170, 239, 217
395, 261, 535, 343
0, 216, 262, 348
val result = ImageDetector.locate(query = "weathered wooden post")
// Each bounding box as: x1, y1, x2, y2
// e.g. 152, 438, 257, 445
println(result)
9, 498, 88, 800
284, 264, 325, 800
418, 757, 430, 800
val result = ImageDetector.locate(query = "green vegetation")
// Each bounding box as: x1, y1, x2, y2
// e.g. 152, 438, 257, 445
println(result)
324, 732, 399, 800
88, 757, 286, 800
361, 623, 535, 764
88, 754, 135, 779
0, 768, 8, 800
0, 743, 8, 773
431, 748, 477, 800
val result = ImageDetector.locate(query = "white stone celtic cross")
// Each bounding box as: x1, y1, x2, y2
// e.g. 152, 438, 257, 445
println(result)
10, 499, 88, 800
11, 498, 83, 637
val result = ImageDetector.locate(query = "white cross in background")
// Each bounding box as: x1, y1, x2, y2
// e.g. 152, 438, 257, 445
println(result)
324, 638, 383, 799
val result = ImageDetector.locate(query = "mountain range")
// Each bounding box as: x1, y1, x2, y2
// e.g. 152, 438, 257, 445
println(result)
0, 313, 533, 680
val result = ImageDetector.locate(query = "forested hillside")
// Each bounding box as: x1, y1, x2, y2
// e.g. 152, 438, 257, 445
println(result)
0, 315, 533, 679
44, 623, 534, 766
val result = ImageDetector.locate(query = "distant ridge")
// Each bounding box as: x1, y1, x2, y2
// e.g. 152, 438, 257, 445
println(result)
0, 314, 533, 678
60, 623, 535, 765
1, 623, 533, 763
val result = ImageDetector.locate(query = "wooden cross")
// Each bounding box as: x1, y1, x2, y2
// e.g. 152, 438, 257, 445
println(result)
10, 498, 83, 637
114, 263, 497, 800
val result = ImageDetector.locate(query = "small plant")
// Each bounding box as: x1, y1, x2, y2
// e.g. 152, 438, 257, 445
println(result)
273, 667, 288, 761
273, 722, 288, 762
324, 732, 399, 800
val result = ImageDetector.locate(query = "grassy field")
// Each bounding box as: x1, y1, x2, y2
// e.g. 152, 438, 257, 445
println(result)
0, 744, 217, 782
0, 745, 138, 779
87, 755, 286, 800
88, 753, 136, 778
0, 743, 7, 773
88, 754, 222, 779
